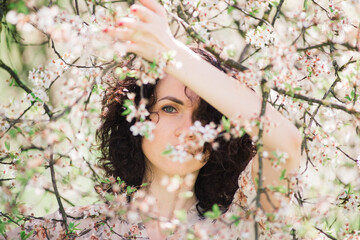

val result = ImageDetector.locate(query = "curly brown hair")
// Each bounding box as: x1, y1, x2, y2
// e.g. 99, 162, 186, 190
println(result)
96, 48, 256, 216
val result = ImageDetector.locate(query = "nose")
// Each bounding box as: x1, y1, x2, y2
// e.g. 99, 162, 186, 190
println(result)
174, 116, 195, 140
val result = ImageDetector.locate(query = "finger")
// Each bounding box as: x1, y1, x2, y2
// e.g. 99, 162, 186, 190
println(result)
107, 26, 155, 46
124, 42, 140, 54
123, 41, 160, 62
139, 0, 167, 17
130, 4, 157, 22
116, 17, 149, 33
107, 28, 135, 42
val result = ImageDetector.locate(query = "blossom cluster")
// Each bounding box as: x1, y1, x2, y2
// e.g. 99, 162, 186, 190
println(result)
245, 26, 275, 49
1, 0, 360, 239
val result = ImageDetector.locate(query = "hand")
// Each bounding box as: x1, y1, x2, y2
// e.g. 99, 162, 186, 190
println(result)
109, 0, 178, 62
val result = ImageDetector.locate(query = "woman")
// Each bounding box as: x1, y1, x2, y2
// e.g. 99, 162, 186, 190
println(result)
99, 0, 301, 238
4, 0, 301, 239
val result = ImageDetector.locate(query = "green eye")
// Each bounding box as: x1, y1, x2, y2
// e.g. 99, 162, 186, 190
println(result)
162, 106, 177, 113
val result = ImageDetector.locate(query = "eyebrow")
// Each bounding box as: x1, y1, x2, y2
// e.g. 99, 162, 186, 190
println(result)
158, 96, 184, 105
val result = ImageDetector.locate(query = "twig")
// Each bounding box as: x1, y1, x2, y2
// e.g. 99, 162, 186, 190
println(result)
51, 40, 112, 69
0, 212, 20, 226
311, 0, 331, 19
336, 147, 357, 162
0, 178, 15, 181
168, 10, 248, 71
301, 135, 315, 174
262, 188, 277, 210
297, 42, 357, 52
44, 187, 76, 206
271, 0, 285, 26
1, 102, 35, 139
51, 92, 86, 121
83, 157, 101, 182
254, 79, 269, 240
49, 151, 69, 234
42, 226, 50, 240
74, 0, 80, 15
0, 60, 53, 118
240, 48, 260, 64
204, 46, 248, 71
272, 87, 360, 117
229, 4, 271, 27
47, 57, 81, 90
314, 226, 337, 240
307, 54, 341, 130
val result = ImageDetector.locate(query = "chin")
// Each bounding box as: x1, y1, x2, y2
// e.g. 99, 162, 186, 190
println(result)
147, 156, 206, 177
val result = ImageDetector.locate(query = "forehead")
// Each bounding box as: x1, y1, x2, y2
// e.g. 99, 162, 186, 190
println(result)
155, 75, 200, 106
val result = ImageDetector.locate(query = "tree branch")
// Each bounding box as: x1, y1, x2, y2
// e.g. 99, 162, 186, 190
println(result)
272, 88, 360, 117
0, 60, 53, 118
336, 146, 358, 162
48, 151, 69, 234
271, 0, 285, 26
254, 79, 269, 240
314, 226, 337, 240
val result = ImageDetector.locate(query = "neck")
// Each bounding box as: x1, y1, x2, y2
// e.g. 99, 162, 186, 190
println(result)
143, 167, 199, 220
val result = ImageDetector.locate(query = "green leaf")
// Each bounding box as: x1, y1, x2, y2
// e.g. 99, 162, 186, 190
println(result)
162, 146, 173, 155
117, 177, 124, 185
92, 84, 99, 94
121, 108, 131, 116
307, 66, 313, 77
149, 60, 157, 73
196, 1, 201, 8
119, 73, 127, 81
284, 83, 292, 90
350, 89, 355, 99
303, 0, 308, 10
9, 128, 20, 138
280, 169, 286, 181
28, 128, 36, 136
204, 204, 221, 219
221, 116, 231, 133
68, 222, 81, 234
268, 185, 287, 194
0, 220, 6, 235
344, 95, 351, 101
121, 99, 134, 116
8, 1, 30, 14
227, 6, 235, 14
20, 230, 34, 240
230, 215, 241, 226
180, 191, 193, 199
127, 71, 137, 78
4, 141, 10, 151
186, 232, 196, 240
126, 186, 136, 195
100, 178, 111, 184
270, 1, 279, 7
249, 7, 259, 17
174, 209, 187, 223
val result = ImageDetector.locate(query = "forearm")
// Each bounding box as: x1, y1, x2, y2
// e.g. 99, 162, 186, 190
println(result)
167, 40, 302, 159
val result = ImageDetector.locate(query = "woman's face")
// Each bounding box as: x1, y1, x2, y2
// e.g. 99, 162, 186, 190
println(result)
141, 74, 207, 177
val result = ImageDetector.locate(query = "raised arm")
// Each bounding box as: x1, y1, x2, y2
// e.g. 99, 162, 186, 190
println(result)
111, 0, 302, 212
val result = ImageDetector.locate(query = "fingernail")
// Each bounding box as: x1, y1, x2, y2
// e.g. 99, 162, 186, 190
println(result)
117, 21, 123, 27
131, 7, 137, 13
102, 28, 108, 33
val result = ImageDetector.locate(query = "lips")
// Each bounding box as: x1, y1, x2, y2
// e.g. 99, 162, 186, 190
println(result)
174, 144, 202, 155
